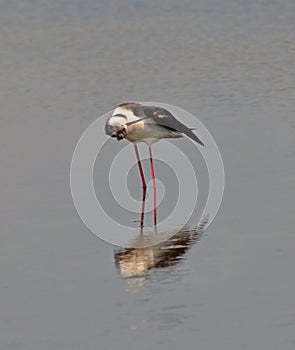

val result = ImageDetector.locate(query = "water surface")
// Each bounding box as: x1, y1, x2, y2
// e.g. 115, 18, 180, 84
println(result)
1, 1, 295, 349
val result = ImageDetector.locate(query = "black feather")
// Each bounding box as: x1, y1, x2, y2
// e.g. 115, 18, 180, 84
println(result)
143, 106, 204, 146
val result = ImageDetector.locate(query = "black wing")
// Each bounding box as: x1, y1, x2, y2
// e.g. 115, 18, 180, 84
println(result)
143, 106, 204, 146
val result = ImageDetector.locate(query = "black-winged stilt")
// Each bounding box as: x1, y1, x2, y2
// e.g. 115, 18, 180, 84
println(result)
105, 103, 204, 226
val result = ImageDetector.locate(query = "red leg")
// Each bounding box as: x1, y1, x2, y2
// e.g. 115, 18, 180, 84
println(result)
134, 143, 147, 230
134, 143, 146, 189
149, 145, 157, 226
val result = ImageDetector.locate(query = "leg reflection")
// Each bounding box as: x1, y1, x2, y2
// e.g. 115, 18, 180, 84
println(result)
140, 186, 147, 233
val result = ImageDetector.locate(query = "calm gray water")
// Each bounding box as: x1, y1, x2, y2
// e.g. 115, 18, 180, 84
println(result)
1, 1, 295, 349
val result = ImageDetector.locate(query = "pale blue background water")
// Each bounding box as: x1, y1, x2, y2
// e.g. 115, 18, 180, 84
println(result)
1, 1, 295, 349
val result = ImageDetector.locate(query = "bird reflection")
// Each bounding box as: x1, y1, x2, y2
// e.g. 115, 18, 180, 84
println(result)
114, 149, 208, 280
114, 225, 203, 279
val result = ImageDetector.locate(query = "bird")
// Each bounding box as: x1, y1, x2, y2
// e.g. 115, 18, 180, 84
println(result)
105, 102, 204, 226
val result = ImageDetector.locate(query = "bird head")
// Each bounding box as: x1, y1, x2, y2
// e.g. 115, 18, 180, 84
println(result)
105, 116, 127, 140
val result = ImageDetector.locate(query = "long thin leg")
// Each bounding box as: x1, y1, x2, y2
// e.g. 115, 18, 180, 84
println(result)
149, 145, 157, 226
134, 143, 147, 230
134, 143, 146, 189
